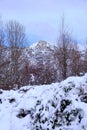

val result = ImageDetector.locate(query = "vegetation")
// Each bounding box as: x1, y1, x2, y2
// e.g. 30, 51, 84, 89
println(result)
0, 17, 87, 90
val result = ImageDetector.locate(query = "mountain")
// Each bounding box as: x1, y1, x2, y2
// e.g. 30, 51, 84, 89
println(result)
22, 40, 56, 65
0, 41, 58, 88
1, 40, 86, 89
0, 74, 87, 130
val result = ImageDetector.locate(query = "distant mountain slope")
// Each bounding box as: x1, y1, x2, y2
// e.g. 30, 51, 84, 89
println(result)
0, 74, 87, 130
22, 40, 56, 65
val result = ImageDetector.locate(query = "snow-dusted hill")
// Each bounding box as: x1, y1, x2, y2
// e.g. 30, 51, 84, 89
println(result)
0, 74, 87, 130
22, 40, 56, 65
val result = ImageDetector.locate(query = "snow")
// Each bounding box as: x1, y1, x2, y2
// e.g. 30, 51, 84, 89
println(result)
22, 40, 56, 67
0, 74, 87, 130
30, 40, 51, 49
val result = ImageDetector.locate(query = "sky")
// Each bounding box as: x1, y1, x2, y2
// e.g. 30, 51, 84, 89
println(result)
0, 0, 87, 45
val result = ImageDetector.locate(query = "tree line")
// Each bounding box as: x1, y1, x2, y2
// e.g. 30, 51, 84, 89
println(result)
0, 18, 87, 90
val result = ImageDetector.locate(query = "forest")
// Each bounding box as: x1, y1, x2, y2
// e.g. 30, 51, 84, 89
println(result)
0, 18, 87, 90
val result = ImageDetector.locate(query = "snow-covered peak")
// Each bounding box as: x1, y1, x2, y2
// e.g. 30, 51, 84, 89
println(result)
30, 40, 56, 50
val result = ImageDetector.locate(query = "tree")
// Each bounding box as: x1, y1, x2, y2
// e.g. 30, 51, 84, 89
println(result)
0, 19, 5, 66
0, 19, 6, 88
83, 42, 87, 73
6, 20, 26, 87
68, 41, 81, 76
56, 16, 73, 80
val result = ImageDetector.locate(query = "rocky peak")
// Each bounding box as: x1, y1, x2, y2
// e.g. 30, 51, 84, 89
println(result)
30, 40, 51, 50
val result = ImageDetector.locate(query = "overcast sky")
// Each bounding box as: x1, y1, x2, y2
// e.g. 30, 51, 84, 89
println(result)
0, 0, 87, 44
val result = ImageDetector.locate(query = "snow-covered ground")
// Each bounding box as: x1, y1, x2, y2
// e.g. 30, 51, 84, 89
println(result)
0, 74, 87, 130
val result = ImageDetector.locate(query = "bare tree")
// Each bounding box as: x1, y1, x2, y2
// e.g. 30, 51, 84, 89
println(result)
0, 19, 5, 65
68, 41, 81, 76
56, 16, 73, 80
83, 41, 87, 73
6, 20, 26, 87
0, 18, 10, 89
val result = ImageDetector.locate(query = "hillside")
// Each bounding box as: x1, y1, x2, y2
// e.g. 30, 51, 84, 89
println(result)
1, 39, 87, 89
22, 40, 56, 65
0, 74, 87, 130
